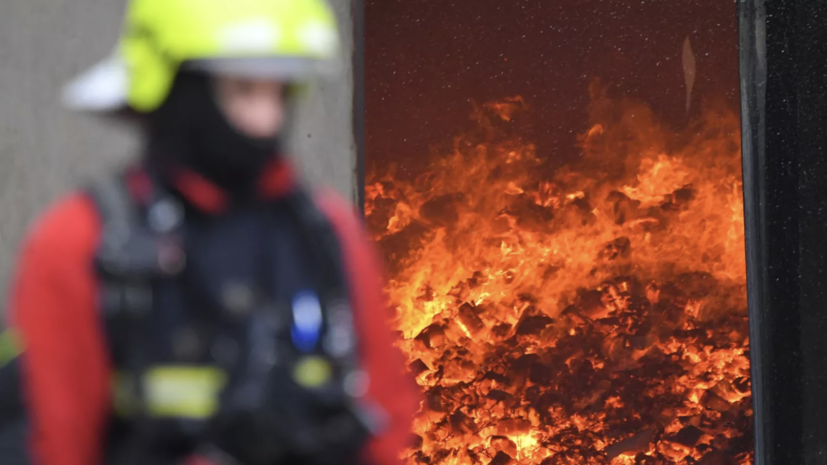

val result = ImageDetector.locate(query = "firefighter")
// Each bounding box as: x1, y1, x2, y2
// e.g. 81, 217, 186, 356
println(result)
1, 0, 419, 464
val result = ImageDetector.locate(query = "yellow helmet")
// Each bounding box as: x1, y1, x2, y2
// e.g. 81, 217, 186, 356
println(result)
62, 0, 340, 113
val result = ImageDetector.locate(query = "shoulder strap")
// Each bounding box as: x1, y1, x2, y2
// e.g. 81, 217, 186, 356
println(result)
86, 174, 149, 319
84, 171, 186, 465
85, 172, 186, 317
86, 174, 137, 245
284, 189, 345, 290
283, 188, 387, 436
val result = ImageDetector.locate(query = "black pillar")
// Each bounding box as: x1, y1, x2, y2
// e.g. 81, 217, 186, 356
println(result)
740, 0, 827, 463
791, 2, 827, 462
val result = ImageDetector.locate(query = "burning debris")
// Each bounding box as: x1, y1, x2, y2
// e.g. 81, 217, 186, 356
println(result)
366, 85, 752, 464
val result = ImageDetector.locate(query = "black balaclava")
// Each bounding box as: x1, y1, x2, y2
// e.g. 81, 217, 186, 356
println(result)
144, 70, 282, 194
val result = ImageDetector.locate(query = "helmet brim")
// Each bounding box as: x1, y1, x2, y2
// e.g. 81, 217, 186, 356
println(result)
61, 55, 129, 113
184, 56, 339, 80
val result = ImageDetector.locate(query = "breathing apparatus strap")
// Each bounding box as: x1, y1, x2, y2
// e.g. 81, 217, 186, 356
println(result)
85, 171, 186, 465
282, 189, 388, 436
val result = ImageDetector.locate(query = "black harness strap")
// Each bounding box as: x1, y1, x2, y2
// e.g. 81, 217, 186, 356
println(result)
283, 190, 388, 435
86, 173, 187, 320
86, 173, 186, 465
88, 175, 148, 316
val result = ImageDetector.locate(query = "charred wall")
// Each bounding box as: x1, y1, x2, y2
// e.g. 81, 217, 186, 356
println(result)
366, 0, 739, 178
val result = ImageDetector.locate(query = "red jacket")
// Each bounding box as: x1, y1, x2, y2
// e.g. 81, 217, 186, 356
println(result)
7, 162, 420, 465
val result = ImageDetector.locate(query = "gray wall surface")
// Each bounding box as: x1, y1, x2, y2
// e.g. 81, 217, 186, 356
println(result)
0, 0, 355, 299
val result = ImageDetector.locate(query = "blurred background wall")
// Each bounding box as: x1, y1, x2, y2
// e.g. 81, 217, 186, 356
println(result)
0, 0, 356, 300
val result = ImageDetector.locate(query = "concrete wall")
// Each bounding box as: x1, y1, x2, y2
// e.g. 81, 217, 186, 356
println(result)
0, 0, 355, 297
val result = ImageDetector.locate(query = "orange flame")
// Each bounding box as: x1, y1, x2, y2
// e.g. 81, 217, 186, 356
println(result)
367, 83, 752, 464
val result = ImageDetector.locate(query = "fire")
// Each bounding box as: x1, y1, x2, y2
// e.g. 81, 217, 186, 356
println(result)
366, 82, 753, 464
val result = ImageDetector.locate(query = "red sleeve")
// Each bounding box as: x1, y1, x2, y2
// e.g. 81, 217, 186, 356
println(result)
315, 190, 421, 465
7, 193, 111, 465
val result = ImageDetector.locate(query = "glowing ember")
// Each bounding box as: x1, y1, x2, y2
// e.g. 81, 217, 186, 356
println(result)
366, 82, 753, 465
